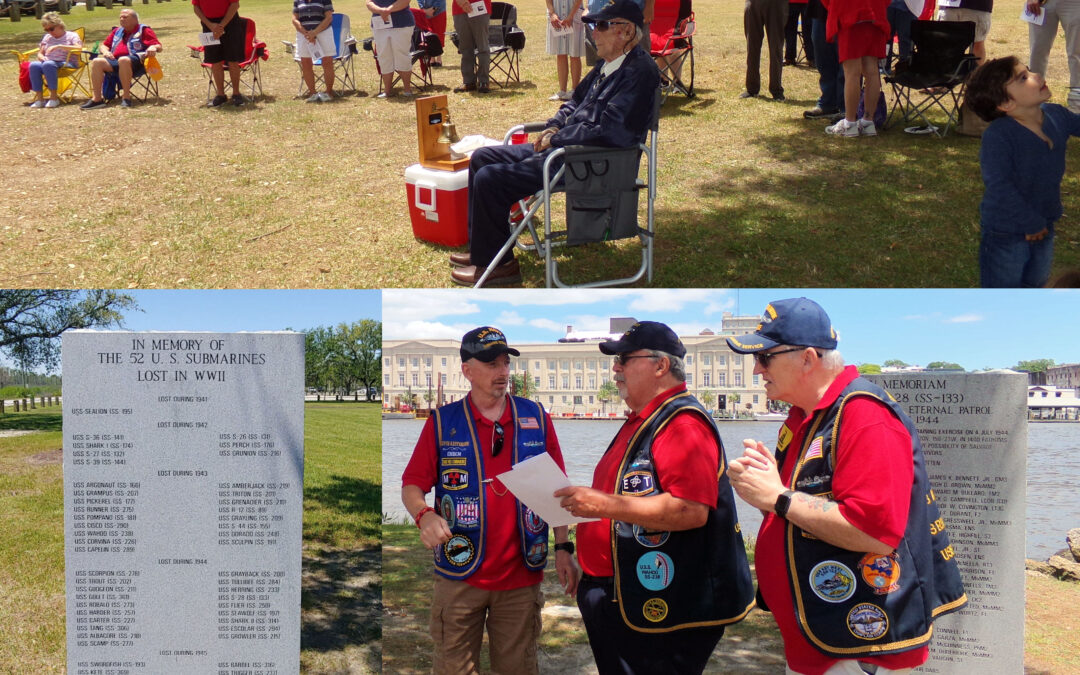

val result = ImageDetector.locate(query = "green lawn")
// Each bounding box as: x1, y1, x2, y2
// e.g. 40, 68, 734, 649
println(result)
0, 402, 382, 674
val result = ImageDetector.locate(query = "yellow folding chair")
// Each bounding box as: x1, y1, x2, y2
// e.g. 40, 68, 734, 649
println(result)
10, 27, 92, 103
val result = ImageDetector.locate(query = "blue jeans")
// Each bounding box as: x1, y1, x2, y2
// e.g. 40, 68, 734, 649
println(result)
979, 228, 1055, 287
886, 5, 915, 66
29, 60, 63, 93
812, 17, 844, 111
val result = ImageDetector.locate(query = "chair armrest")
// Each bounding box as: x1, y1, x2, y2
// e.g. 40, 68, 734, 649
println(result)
521, 121, 550, 133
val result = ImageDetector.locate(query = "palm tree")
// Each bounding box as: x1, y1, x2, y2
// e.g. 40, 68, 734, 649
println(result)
598, 380, 619, 414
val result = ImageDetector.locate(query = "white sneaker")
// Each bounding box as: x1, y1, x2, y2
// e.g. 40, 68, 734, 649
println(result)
825, 118, 859, 137
29, 100, 45, 109
559, 90, 572, 101
317, 91, 332, 102
858, 118, 877, 136
548, 91, 566, 101
44, 99, 59, 108
306, 93, 320, 103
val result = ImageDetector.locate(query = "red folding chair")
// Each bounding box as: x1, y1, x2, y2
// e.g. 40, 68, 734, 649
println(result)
187, 17, 268, 103
650, 0, 694, 102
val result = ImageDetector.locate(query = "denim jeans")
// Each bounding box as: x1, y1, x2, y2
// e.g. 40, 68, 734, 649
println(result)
979, 228, 1055, 288
29, 60, 63, 93
812, 17, 844, 111
887, 4, 915, 66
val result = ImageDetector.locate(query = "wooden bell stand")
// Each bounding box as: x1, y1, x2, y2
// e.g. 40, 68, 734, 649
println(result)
415, 94, 470, 172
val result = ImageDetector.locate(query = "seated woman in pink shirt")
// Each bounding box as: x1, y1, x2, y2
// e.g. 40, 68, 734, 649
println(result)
28, 12, 83, 109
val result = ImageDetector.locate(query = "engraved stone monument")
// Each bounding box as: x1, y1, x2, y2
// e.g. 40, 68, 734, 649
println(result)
866, 371, 1027, 674
63, 332, 305, 675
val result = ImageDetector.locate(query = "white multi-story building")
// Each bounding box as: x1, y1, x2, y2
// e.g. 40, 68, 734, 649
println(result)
382, 314, 770, 416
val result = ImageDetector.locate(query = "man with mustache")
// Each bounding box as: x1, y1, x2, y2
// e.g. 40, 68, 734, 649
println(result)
555, 321, 754, 674
402, 326, 579, 674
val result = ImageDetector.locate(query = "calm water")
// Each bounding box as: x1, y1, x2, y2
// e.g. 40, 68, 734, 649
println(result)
382, 419, 1080, 560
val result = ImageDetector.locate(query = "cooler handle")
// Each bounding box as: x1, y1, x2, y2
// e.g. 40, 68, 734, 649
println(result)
414, 180, 437, 212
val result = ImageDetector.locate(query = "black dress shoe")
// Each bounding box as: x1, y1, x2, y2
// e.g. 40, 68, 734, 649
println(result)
451, 259, 521, 286
449, 251, 472, 267
453, 83, 477, 93
476, 84, 490, 93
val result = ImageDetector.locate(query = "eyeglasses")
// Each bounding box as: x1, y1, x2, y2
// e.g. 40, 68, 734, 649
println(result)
754, 347, 819, 369
613, 353, 657, 366
491, 421, 504, 457
593, 20, 630, 32
43, 25, 59, 31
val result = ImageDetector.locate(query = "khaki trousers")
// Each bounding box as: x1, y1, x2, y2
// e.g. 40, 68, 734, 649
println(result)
430, 575, 543, 675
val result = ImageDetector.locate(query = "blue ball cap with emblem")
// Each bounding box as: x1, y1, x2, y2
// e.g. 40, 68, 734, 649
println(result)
726, 297, 838, 353
599, 321, 686, 358
582, 0, 645, 30
460, 326, 521, 362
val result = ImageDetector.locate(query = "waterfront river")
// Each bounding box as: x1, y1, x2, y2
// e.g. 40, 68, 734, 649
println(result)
382, 418, 1080, 561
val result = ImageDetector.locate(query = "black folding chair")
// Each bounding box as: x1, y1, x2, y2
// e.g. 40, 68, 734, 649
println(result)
475, 89, 662, 289
885, 20, 978, 138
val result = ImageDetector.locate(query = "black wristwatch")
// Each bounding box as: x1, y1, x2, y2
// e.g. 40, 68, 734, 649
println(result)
774, 490, 796, 519
554, 541, 575, 555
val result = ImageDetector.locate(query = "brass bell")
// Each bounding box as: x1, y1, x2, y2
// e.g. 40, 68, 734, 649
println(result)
437, 110, 460, 147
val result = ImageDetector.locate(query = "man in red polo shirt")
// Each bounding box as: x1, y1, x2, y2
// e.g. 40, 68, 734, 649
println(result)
555, 321, 754, 674
726, 298, 966, 675
193, 0, 245, 106
401, 326, 579, 675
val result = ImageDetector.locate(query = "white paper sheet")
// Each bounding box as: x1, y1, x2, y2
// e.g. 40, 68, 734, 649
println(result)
468, 1, 488, 18
1021, 4, 1046, 26
496, 453, 598, 527
198, 31, 221, 46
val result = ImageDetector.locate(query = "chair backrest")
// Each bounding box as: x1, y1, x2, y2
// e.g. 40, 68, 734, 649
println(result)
489, 2, 517, 46
332, 13, 352, 58
242, 17, 256, 62
909, 20, 974, 75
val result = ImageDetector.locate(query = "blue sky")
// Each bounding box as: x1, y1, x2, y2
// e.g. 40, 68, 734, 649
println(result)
383, 289, 1080, 371
120, 290, 381, 331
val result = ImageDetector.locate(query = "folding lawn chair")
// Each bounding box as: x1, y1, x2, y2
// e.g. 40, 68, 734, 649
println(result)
487, 1, 523, 88
9, 26, 90, 103
475, 89, 662, 289
189, 17, 268, 103
283, 13, 357, 96
650, 0, 694, 102
885, 20, 977, 138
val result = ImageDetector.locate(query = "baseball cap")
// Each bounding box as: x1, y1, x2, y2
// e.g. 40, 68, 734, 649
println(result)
598, 321, 686, 358
582, 0, 645, 30
726, 298, 838, 353
460, 326, 520, 362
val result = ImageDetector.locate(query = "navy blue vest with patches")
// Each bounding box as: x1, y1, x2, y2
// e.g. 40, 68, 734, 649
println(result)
775, 377, 968, 657
432, 396, 549, 580
611, 390, 756, 632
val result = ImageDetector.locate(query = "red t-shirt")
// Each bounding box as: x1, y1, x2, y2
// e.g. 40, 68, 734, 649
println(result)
576, 383, 719, 577
755, 366, 926, 674
451, 0, 492, 17
401, 395, 565, 591
106, 25, 160, 58
192, 0, 238, 19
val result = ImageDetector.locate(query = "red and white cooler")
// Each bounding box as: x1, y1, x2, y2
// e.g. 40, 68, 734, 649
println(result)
405, 164, 469, 247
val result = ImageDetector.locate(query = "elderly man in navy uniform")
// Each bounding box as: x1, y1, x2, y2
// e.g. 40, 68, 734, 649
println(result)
555, 321, 755, 674
448, 0, 660, 286
402, 326, 580, 674
725, 298, 967, 675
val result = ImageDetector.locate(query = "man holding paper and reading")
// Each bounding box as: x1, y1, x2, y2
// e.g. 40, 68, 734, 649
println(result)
401, 326, 580, 675
555, 321, 755, 674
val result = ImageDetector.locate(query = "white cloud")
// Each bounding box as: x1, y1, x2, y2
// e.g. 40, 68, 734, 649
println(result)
529, 318, 566, 332
382, 290, 480, 323
944, 314, 984, 324
627, 289, 725, 312
495, 310, 526, 326
384, 319, 473, 341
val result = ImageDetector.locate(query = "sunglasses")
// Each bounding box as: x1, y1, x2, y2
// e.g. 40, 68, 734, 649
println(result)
613, 353, 656, 366
43, 25, 60, 31
491, 421, 505, 457
593, 20, 631, 32
754, 347, 820, 368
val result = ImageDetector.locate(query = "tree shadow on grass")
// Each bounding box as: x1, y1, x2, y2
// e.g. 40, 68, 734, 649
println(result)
301, 545, 382, 672
0, 410, 63, 432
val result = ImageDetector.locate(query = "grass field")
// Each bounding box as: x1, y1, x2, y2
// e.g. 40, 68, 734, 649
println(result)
2, 0, 1077, 288
0, 401, 382, 674
384, 524, 1080, 674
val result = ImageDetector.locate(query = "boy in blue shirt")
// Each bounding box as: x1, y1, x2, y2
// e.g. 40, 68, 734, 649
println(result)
967, 55, 1080, 287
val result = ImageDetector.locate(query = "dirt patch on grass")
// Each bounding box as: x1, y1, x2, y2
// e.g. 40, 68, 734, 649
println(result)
27, 448, 61, 465
0, 430, 37, 438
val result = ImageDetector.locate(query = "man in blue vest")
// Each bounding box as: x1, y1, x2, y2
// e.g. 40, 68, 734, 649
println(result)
725, 298, 967, 675
401, 326, 580, 674
555, 321, 755, 674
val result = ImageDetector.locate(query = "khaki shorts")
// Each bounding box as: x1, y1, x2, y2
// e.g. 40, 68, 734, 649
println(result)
429, 576, 543, 675
936, 7, 992, 43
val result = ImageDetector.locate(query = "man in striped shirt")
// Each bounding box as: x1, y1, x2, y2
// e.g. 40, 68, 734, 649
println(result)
293, 0, 337, 101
